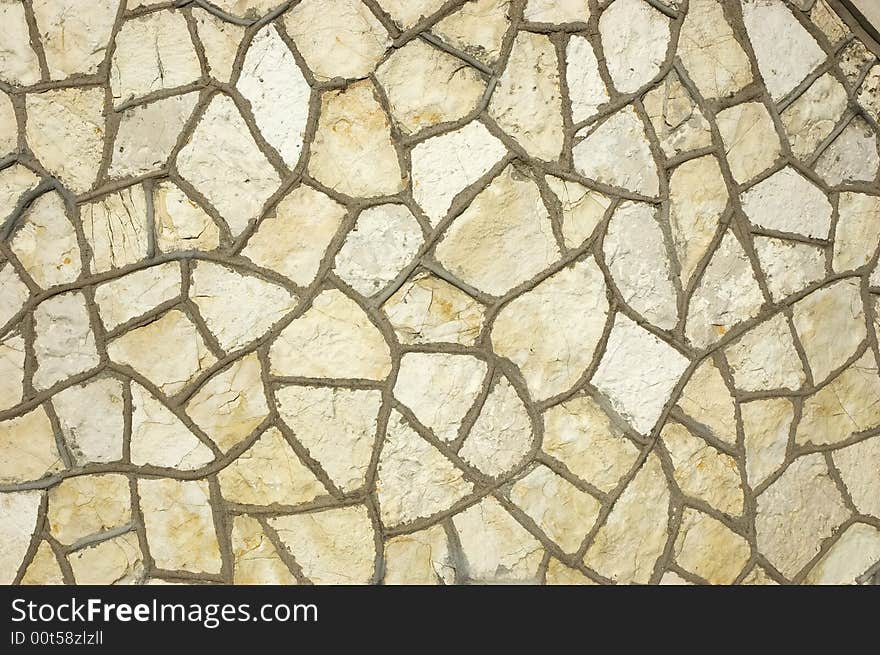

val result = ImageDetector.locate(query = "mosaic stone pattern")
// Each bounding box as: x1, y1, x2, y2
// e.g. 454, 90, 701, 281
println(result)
1, 0, 879, 586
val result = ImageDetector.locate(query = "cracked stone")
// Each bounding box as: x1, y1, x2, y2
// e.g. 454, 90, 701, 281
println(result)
673, 509, 750, 584
152, 181, 221, 253
0, 491, 41, 584
0, 1, 40, 85
94, 262, 181, 331
814, 117, 880, 186
753, 236, 826, 302
544, 175, 609, 249
833, 192, 880, 272
48, 473, 130, 545
0, 164, 40, 224
0, 264, 29, 331
69, 531, 144, 585
677, 357, 737, 446
20, 541, 63, 585
804, 522, 880, 584
833, 436, 880, 519
740, 166, 832, 238
0, 333, 24, 412
725, 314, 806, 392
33, 0, 118, 78
383, 524, 455, 585
716, 102, 782, 184
0, 406, 62, 484
231, 515, 297, 585
781, 73, 848, 159
378, 0, 446, 29
742, 397, 794, 487
643, 71, 713, 158
432, 0, 511, 67
193, 9, 245, 83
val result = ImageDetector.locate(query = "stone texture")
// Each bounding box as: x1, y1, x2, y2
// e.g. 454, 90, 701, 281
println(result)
0, 1, 40, 85
81, 186, 150, 273
742, 398, 794, 487
231, 515, 297, 584
741, 166, 832, 238
566, 35, 608, 124
814, 117, 880, 186
20, 541, 64, 585
48, 473, 130, 545
804, 522, 880, 584
725, 314, 806, 392
0, 333, 24, 411
782, 73, 848, 159
0, 406, 61, 483
69, 531, 144, 584
674, 509, 750, 584
152, 181, 221, 253
10, 191, 81, 289
833, 192, 880, 272
544, 176, 610, 248
599, 0, 670, 94
33, 292, 99, 390
643, 71, 712, 159
753, 236, 826, 301
52, 377, 125, 465
833, 436, 880, 518
677, 358, 736, 445
383, 524, 454, 585
193, 9, 244, 82
33, 0, 118, 79
432, 0, 510, 67
94, 262, 181, 331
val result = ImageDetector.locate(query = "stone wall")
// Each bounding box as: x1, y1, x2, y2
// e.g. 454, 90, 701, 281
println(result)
1, 0, 879, 585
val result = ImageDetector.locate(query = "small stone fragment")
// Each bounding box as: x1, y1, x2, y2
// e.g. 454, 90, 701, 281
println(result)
378, 0, 446, 28
193, 9, 245, 82
0, 406, 61, 483
69, 531, 144, 584
545, 558, 597, 585
20, 541, 63, 585
545, 176, 609, 249
0, 164, 40, 224
0, 490, 42, 584
643, 71, 712, 158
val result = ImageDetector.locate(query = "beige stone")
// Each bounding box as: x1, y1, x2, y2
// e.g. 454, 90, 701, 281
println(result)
741, 398, 794, 487
814, 117, 880, 186
839, 40, 875, 87
94, 262, 182, 331
545, 176, 609, 249
210, 0, 281, 17
33, 292, 99, 390
811, 0, 848, 44
674, 509, 750, 584
81, 186, 150, 273
677, 358, 736, 446
378, 0, 446, 28
52, 378, 125, 465
0, 263, 30, 330
741, 166, 832, 238
0, 1, 40, 85
833, 436, 880, 518
566, 35, 608, 124
193, 9, 244, 82
805, 522, 880, 584
525, 0, 588, 22
384, 525, 455, 585
432, 0, 510, 66
0, 92, 16, 156
716, 102, 782, 184
599, 0, 670, 94
833, 192, 880, 272
643, 71, 712, 158
740, 566, 778, 585
231, 515, 297, 585
153, 181, 221, 253
725, 314, 806, 392
753, 236, 825, 302
546, 558, 597, 585
20, 541, 63, 585
48, 474, 130, 545
0, 333, 24, 411
782, 73, 848, 159
0, 165, 40, 224
858, 64, 880, 123
0, 490, 42, 584
69, 531, 144, 584
10, 191, 81, 289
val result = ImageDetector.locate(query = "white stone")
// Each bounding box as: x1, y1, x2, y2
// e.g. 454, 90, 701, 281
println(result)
716, 102, 782, 184
94, 262, 181, 331
833, 192, 880, 271
833, 436, 880, 518
0, 333, 24, 411
753, 236, 826, 301
0, 1, 40, 85
544, 176, 609, 249
432, 0, 511, 67
805, 523, 880, 584
814, 117, 880, 186
741, 167, 832, 238
725, 314, 806, 392
33, 292, 99, 390
525, 0, 588, 22
0, 264, 29, 331
782, 73, 848, 159
599, 0, 670, 94
0, 92, 16, 156
33, 0, 117, 78
153, 181, 220, 253
0, 164, 40, 224
378, 0, 446, 28
566, 35, 608, 123
643, 71, 713, 158
0, 406, 61, 483
10, 191, 81, 289
741, 398, 793, 487
384, 524, 455, 585
81, 186, 150, 273
52, 378, 125, 465
0, 491, 43, 584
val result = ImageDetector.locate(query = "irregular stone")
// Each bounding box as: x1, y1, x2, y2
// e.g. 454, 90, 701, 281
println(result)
269, 289, 391, 380
544, 176, 609, 248
210, 0, 282, 17
781, 73, 848, 159
545, 558, 597, 585
335, 204, 422, 297
48, 474, 130, 545
839, 40, 875, 87
186, 354, 269, 452
741, 0, 826, 101
583, 454, 670, 584
833, 192, 880, 271
242, 185, 346, 285
52, 377, 125, 465
109, 93, 199, 178
452, 496, 543, 583
674, 509, 750, 584
792, 279, 866, 384
741, 398, 793, 488
525, 0, 588, 22
0, 1, 40, 85
110, 10, 201, 105
308, 81, 403, 197
270, 505, 376, 584
677, 358, 736, 445
0, 92, 16, 156
510, 464, 600, 553
383, 524, 455, 585
20, 541, 63, 585
0, 406, 61, 483
0, 333, 24, 411
643, 71, 712, 158
566, 35, 608, 124
410, 120, 508, 225
130, 382, 214, 470
459, 375, 533, 477
678, 0, 752, 99
756, 453, 848, 578
94, 262, 181, 331
740, 566, 778, 585
857, 64, 880, 123
190, 262, 297, 351
378, 0, 446, 28
725, 314, 806, 392
604, 201, 677, 329
285, 0, 390, 81
716, 102, 782, 183
753, 236, 825, 301
193, 9, 245, 82
805, 522, 880, 584
0, 490, 41, 584
152, 181, 221, 253
219, 427, 324, 506
376, 411, 473, 527
69, 531, 144, 584
26, 88, 104, 193
593, 314, 689, 434
488, 31, 563, 161
376, 39, 485, 135
573, 106, 660, 196
599, 0, 670, 94
176, 94, 280, 236
833, 436, 880, 518
432, 0, 510, 66
492, 258, 608, 401
393, 352, 487, 442
814, 117, 880, 186
740, 166, 832, 238
0, 266, 29, 335
33, 292, 99, 390
382, 272, 484, 346
108, 310, 216, 396
81, 186, 150, 273
231, 515, 297, 584
659, 571, 691, 585
0, 164, 40, 224
811, 0, 848, 45
434, 164, 559, 296
10, 191, 81, 289
237, 26, 310, 167
276, 385, 381, 493
138, 478, 221, 574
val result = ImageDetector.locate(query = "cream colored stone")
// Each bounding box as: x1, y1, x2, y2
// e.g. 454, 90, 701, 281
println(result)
394, 352, 487, 442
238, 26, 310, 167
378, 0, 446, 28
833, 436, 880, 518
643, 71, 712, 158
811, 0, 848, 44
48, 474, 130, 545
432, 0, 510, 66
186, 353, 269, 452
604, 201, 677, 329
108, 309, 216, 396
805, 522, 880, 584
211, 0, 281, 17
662, 421, 744, 516
583, 454, 670, 584
0, 264, 29, 331
814, 117, 880, 186
782, 73, 848, 159
753, 236, 825, 302
545, 176, 609, 250
193, 9, 244, 82
376, 39, 484, 135
0, 164, 40, 224
678, 358, 736, 445
0, 490, 41, 584
219, 427, 324, 506
69, 531, 144, 584
382, 272, 484, 346
525, 0, 588, 22
33, 292, 99, 390
10, 191, 81, 289
0, 0, 40, 85
659, 571, 691, 585
756, 453, 849, 578
110, 10, 200, 104
285, 0, 390, 81
242, 185, 345, 285
492, 258, 608, 401
839, 40, 875, 87
52, 378, 125, 465
546, 558, 596, 585
153, 181, 220, 253
0, 406, 61, 483
94, 262, 181, 331
81, 186, 150, 273
599, 0, 670, 94
177, 94, 280, 236
510, 464, 600, 554
740, 566, 778, 585
741, 166, 832, 238
383, 524, 455, 585
410, 120, 508, 226
308, 81, 403, 197
435, 164, 559, 296
792, 279, 866, 384
0, 333, 24, 411
834, 192, 880, 271
139, 478, 221, 574
109, 93, 199, 178
592, 314, 689, 435
130, 382, 214, 470
0, 92, 17, 156
566, 35, 608, 124
459, 376, 533, 477
452, 496, 543, 583
377, 411, 473, 527
741, 398, 794, 487
269, 289, 392, 380
858, 64, 880, 122
573, 106, 660, 196
725, 314, 806, 392
231, 515, 297, 585
190, 262, 297, 351
678, 0, 752, 99
668, 156, 728, 285
674, 509, 750, 584
20, 541, 63, 585
716, 102, 782, 184
270, 505, 375, 584
489, 31, 563, 161
276, 385, 381, 493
